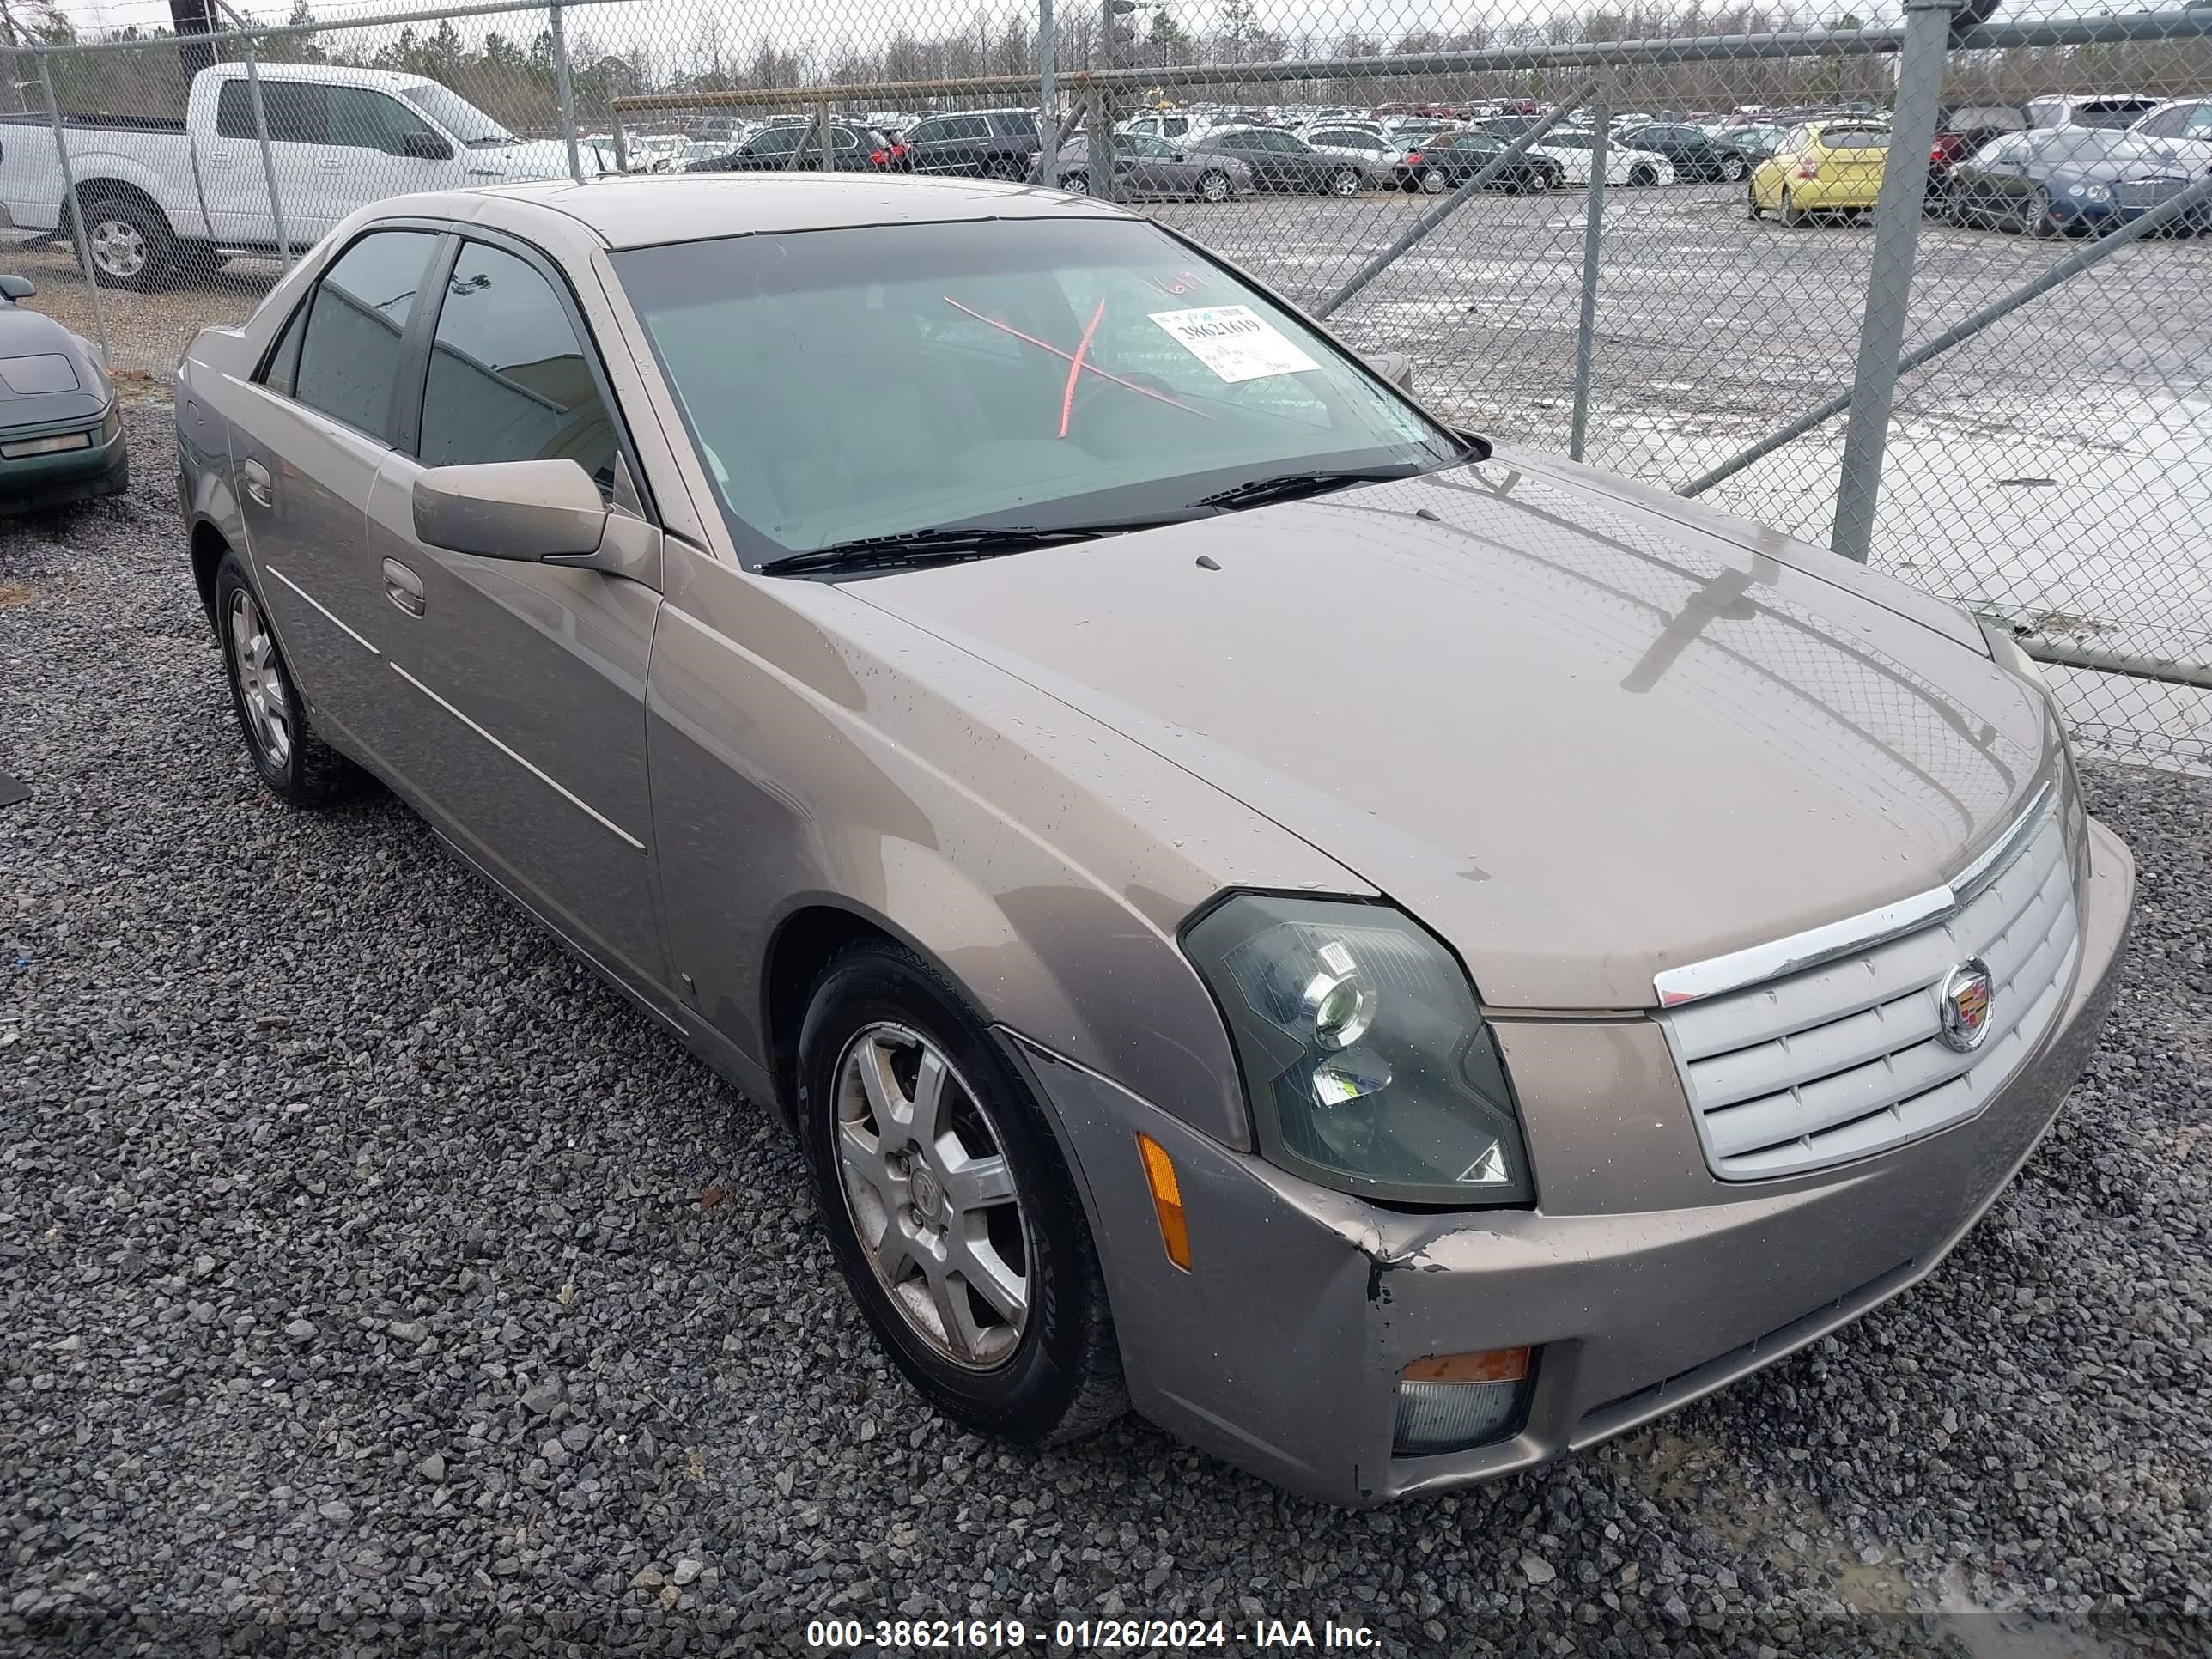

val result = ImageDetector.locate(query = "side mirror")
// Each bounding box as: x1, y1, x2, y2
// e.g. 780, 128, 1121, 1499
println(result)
397, 130, 454, 161
1364, 349, 1417, 395
414, 459, 607, 562
0, 274, 33, 301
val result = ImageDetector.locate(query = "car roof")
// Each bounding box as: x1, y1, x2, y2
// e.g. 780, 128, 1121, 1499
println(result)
399, 174, 1133, 248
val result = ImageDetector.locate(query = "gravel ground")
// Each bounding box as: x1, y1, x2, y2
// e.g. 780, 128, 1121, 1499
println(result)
2, 404, 2209, 1658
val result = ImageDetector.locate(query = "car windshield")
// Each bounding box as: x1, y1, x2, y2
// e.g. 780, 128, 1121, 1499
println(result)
398, 82, 514, 148
613, 216, 1460, 564
2039, 129, 2158, 162
2072, 100, 2159, 130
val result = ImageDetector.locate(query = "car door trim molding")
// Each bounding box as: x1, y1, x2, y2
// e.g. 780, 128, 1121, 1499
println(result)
387, 661, 647, 852
264, 563, 380, 657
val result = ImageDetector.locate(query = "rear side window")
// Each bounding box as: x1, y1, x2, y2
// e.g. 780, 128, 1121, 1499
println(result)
746, 128, 799, 157
258, 297, 308, 394
418, 240, 618, 498
292, 228, 438, 439
216, 78, 325, 143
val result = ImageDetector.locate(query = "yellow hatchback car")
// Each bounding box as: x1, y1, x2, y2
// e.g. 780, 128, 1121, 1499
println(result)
1749, 121, 1891, 225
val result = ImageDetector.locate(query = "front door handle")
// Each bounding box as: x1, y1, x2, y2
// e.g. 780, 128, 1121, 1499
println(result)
240, 457, 273, 507
382, 557, 426, 617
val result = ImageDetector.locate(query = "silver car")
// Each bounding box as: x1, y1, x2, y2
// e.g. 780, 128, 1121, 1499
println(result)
176, 175, 2133, 1506
1029, 132, 1251, 201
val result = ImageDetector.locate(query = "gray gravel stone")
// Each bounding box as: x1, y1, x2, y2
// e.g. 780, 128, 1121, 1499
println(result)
1, 404, 2204, 1657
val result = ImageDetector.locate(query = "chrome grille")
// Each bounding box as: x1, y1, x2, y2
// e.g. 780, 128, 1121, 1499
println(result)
1657, 807, 2079, 1182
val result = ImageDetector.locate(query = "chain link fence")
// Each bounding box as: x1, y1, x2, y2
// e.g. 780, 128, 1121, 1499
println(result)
3, 0, 2208, 765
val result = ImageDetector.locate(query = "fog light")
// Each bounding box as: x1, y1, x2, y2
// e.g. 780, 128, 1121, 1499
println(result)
1393, 1347, 1533, 1456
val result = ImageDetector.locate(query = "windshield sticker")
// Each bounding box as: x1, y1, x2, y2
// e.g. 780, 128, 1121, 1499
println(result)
1149, 305, 1319, 383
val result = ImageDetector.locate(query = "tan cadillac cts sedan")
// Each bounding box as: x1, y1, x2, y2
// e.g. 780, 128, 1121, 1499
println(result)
175, 175, 2133, 1506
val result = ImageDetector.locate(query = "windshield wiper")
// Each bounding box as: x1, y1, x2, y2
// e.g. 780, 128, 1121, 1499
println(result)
757, 520, 1176, 578
1196, 464, 1427, 513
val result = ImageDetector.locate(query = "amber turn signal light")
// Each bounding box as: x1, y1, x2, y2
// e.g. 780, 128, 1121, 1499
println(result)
1135, 1133, 1192, 1273
1401, 1346, 1531, 1384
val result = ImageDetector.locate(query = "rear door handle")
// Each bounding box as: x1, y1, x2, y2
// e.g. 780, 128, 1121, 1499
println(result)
318, 158, 343, 172
240, 457, 273, 507
382, 557, 426, 617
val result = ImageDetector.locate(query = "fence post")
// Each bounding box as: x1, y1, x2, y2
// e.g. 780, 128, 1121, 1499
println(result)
547, 0, 583, 183
1828, 0, 1957, 563
1037, 0, 1057, 187
235, 17, 293, 268
1085, 89, 1115, 203
1569, 94, 1610, 462
817, 100, 833, 171
37, 53, 112, 373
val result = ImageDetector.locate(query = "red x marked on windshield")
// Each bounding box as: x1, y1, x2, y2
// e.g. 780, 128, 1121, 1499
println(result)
941, 297, 1212, 423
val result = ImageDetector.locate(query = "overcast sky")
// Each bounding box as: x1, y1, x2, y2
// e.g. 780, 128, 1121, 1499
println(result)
42, 0, 2156, 70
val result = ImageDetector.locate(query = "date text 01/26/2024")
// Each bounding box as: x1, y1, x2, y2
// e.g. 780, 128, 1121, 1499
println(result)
805, 1618, 1384, 1650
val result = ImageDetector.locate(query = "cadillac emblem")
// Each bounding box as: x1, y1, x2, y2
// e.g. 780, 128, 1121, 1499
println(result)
1937, 958, 1995, 1053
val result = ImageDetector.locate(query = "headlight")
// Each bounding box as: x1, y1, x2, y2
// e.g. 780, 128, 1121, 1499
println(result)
1182, 895, 1534, 1207
1980, 617, 2088, 873
2076, 184, 2111, 202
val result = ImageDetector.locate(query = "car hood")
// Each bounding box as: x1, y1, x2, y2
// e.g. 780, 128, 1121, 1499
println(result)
476, 137, 616, 179
847, 447, 2055, 1011
0, 303, 108, 427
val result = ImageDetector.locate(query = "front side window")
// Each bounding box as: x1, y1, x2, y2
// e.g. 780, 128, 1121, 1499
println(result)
614, 216, 1458, 564
292, 228, 438, 439
325, 86, 437, 152
419, 241, 618, 497
398, 82, 514, 148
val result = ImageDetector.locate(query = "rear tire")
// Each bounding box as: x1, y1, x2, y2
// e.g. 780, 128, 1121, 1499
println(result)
76, 195, 175, 293
212, 551, 363, 807
1628, 163, 1657, 188
1197, 168, 1231, 203
1780, 187, 1808, 228
798, 939, 1127, 1448
1328, 166, 1362, 197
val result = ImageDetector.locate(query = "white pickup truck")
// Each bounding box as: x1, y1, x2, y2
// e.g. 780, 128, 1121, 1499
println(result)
0, 63, 611, 289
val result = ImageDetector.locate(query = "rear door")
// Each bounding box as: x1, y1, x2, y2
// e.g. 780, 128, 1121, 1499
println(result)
200, 78, 331, 247
363, 231, 667, 991
230, 226, 441, 767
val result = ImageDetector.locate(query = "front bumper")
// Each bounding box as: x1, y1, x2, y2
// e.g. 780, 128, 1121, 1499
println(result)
0, 413, 128, 515
1006, 817, 2134, 1505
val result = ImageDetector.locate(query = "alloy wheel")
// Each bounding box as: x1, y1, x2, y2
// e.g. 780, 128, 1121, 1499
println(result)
227, 587, 293, 770
1199, 169, 1231, 203
832, 1022, 1030, 1371
88, 216, 149, 280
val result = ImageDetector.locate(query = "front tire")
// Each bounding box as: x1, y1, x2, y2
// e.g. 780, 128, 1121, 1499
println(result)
1747, 185, 1764, 221
1418, 165, 1449, 194
798, 939, 1127, 1447
1720, 153, 1748, 182
1628, 163, 1657, 188
1061, 170, 1091, 196
213, 551, 362, 806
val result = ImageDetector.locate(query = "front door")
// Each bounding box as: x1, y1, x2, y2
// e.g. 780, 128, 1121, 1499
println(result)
359, 234, 667, 992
